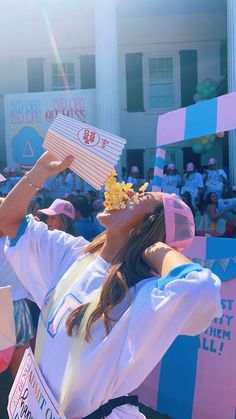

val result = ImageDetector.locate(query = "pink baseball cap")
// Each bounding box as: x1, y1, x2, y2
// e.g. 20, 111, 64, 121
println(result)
208, 158, 217, 166
186, 162, 195, 172
162, 193, 195, 251
38, 199, 76, 219
167, 163, 175, 170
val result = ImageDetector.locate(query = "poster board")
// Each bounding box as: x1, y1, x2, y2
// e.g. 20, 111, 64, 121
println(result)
8, 348, 66, 419
136, 278, 236, 419
4, 89, 96, 171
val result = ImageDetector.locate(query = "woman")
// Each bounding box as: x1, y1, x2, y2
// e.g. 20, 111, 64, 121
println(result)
181, 162, 203, 208
161, 163, 181, 195
204, 158, 228, 199
181, 191, 196, 218
0, 152, 221, 419
127, 165, 141, 192
38, 198, 76, 235
197, 192, 231, 237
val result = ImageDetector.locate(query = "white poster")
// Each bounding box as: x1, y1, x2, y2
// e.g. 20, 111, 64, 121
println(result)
8, 348, 66, 419
4, 89, 96, 171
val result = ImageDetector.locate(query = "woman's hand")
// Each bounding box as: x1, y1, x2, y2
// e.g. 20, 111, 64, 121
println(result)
34, 151, 74, 178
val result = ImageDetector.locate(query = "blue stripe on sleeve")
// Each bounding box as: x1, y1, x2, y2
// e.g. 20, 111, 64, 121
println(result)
157, 263, 204, 290
8, 215, 32, 247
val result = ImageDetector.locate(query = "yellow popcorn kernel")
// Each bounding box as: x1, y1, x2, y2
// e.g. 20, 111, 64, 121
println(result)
133, 194, 140, 205
139, 182, 149, 193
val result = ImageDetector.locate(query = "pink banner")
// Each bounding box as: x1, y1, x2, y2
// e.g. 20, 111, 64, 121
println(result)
217, 92, 236, 133
137, 278, 236, 419
192, 279, 236, 419
156, 107, 186, 146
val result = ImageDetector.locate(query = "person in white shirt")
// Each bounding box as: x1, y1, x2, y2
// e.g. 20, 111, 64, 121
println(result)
0, 152, 222, 419
161, 163, 181, 195
204, 157, 228, 198
127, 165, 141, 192
181, 162, 203, 208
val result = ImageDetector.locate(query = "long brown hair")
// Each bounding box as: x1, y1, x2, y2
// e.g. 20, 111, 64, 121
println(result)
66, 206, 165, 340
60, 214, 76, 236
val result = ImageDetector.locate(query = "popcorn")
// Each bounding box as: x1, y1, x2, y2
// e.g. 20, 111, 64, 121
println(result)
139, 182, 149, 193
103, 171, 149, 211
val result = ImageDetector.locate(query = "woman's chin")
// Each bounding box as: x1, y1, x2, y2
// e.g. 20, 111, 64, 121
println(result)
97, 208, 126, 229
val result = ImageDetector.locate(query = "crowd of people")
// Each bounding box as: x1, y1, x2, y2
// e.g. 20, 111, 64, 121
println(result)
160, 158, 236, 238
1, 157, 236, 240
126, 159, 236, 238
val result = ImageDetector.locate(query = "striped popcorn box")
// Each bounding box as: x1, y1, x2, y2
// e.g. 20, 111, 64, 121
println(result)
43, 114, 127, 190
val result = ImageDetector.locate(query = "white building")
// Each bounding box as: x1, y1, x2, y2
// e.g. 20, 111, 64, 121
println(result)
0, 0, 235, 183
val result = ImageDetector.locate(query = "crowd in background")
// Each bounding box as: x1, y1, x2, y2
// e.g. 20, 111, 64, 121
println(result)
1, 156, 236, 240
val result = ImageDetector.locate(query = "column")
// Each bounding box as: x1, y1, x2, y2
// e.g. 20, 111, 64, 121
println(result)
93, 0, 120, 136
227, 0, 236, 185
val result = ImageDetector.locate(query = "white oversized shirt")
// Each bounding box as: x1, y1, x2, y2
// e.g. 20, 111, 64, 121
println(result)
161, 174, 181, 195
5, 216, 222, 418
204, 169, 228, 198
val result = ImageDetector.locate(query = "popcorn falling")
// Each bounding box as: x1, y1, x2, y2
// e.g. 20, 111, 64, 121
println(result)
104, 171, 149, 211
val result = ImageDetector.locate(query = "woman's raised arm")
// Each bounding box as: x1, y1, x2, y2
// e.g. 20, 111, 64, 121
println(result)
143, 241, 192, 278
0, 152, 73, 237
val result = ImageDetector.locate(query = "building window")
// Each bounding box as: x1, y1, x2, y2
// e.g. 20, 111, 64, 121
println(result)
51, 62, 75, 91
27, 58, 44, 92
80, 55, 96, 89
148, 57, 174, 109
125, 53, 144, 112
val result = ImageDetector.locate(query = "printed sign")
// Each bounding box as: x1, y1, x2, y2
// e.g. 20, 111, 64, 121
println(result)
43, 113, 127, 189
4, 89, 96, 172
135, 278, 236, 419
8, 348, 66, 419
